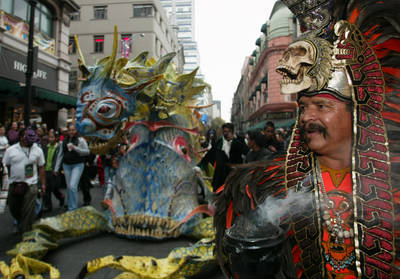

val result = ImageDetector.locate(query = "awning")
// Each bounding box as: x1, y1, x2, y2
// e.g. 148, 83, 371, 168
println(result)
0, 77, 22, 95
0, 77, 76, 108
248, 102, 297, 121
274, 118, 296, 128
35, 87, 76, 108
247, 120, 267, 131
262, 73, 268, 83
255, 37, 262, 46
251, 50, 257, 57
246, 118, 296, 132
261, 23, 267, 33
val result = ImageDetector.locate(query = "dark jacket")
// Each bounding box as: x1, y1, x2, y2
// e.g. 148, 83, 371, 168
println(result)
62, 136, 86, 164
211, 136, 248, 191
54, 136, 90, 172
245, 147, 271, 163
263, 138, 284, 153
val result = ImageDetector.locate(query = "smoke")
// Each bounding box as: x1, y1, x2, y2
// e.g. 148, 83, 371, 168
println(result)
227, 188, 313, 240
257, 188, 313, 228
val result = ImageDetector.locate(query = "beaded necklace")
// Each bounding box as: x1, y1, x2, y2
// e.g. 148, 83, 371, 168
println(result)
316, 162, 354, 243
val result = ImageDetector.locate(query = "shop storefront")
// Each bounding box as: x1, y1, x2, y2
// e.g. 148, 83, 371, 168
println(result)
0, 46, 76, 128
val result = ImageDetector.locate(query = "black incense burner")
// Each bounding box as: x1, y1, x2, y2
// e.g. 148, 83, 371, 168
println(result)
222, 207, 295, 279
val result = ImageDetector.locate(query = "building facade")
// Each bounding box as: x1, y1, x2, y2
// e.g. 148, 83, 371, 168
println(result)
0, 0, 79, 128
231, 0, 298, 133
160, 0, 201, 77
69, 0, 183, 96
212, 100, 221, 119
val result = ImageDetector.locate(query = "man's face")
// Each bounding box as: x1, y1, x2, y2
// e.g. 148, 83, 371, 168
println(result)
68, 125, 77, 138
247, 138, 255, 150
48, 133, 56, 144
298, 96, 352, 157
222, 127, 233, 141
263, 126, 275, 140
22, 130, 36, 147
11, 122, 18, 131
36, 127, 43, 137
0, 127, 5, 136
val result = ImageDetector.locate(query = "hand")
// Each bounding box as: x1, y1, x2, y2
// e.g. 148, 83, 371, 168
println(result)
53, 171, 58, 176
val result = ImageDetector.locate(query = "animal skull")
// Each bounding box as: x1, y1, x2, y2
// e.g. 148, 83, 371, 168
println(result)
276, 40, 317, 94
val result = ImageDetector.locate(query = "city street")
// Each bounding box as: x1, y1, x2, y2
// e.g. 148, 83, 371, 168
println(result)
0, 181, 224, 279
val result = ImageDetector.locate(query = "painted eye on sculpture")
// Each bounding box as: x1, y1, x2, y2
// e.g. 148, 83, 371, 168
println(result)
96, 99, 121, 121
174, 136, 190, 162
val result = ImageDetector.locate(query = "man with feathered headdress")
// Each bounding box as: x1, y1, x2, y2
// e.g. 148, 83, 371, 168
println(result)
214, 1, 399, 278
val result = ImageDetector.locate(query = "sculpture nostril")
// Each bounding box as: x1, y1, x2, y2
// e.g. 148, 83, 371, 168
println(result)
98, 105, 110, 113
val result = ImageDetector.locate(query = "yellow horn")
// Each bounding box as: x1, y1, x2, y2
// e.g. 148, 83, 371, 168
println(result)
103, 25, 118, 79
74, 34, 86, 66
74, 34, 91, 78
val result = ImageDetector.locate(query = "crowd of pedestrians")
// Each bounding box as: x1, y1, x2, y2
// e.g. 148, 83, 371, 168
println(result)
0, 118, 290, 235
0, 121, 120, 235
199, 121, 292, 192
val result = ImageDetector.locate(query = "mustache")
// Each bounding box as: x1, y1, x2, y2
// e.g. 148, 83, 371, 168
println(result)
299, 123, 327, 143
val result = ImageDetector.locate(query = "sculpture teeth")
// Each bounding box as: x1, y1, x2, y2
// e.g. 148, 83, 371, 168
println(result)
115, 215, 180, 238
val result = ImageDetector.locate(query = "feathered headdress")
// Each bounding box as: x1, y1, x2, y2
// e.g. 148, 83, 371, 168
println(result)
277, 0, 400, 277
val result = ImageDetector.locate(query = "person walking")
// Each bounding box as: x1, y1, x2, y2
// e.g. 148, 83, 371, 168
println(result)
262, 121, 284, 153
0, 124, 9, 213
6, 122, 19, 146
0, 125, 8, 159
211, 123, 248, 191
42, 131, 65, 212
2, 128, 46, 233
54, 123, 89, 211
244, 130, 271, 163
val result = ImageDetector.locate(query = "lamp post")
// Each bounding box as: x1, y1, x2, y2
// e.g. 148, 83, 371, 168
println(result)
23, 0, 38, 127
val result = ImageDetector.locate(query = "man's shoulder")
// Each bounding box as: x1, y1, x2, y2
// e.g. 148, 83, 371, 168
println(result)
215, 138, 223, 149
232, 137, 245, 145
6, 143, 20, 152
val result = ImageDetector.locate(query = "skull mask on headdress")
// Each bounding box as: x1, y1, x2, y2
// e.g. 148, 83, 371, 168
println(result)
276, 36, 333, 95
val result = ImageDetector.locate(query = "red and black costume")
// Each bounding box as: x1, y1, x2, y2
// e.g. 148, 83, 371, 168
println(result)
214, 1, 399, 278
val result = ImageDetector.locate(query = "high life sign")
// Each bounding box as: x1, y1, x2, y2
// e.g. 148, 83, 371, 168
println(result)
0, 47, 57, 91
13, 60, 48, 80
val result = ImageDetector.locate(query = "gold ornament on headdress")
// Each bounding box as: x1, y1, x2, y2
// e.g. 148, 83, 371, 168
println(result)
276, 34, 333, 95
